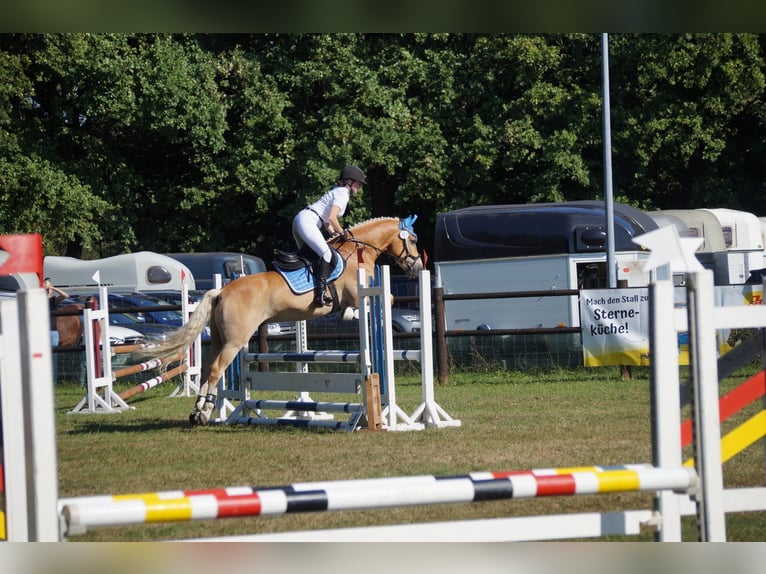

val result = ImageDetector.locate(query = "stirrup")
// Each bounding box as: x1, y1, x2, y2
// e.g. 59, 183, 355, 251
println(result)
315, 291, 332, 306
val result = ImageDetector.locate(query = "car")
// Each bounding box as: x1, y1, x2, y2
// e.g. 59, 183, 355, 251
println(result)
106, 325, 146, 346
151, 290, 296, 338
49, 301, 145, 347
59, 292, 183, 342
305, 307, 421, 336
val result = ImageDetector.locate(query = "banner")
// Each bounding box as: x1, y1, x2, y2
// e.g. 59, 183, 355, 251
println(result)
580, 285, 763, 367
580, 289, 652, 367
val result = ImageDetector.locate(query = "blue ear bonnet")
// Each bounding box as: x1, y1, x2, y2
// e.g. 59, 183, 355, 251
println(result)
399, 214, 418, 239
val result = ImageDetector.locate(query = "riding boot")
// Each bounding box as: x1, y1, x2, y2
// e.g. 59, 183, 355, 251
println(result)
314, 258, 333, 306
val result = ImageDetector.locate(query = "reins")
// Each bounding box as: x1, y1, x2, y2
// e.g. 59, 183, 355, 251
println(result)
330, 225, 422, 273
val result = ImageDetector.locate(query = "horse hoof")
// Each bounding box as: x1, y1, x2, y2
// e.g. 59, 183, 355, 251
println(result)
188, 411, 209, 427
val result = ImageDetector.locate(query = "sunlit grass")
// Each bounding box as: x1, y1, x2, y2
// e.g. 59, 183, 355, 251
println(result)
54, 364, 765, 542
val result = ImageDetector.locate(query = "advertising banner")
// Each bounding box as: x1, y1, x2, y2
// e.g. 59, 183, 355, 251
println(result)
580, 288, 652, 366
580, 285, 763, 367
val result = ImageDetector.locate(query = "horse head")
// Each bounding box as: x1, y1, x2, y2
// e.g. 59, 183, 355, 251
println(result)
335, 215, 424, 277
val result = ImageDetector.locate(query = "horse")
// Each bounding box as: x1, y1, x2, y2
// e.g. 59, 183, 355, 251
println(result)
54, 304, 85, 346
140, 216, 425, 426
52, 296, 100, 347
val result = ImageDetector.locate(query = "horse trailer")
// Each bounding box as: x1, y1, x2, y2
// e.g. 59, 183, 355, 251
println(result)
656, 208, 764, 284
43, 251, 196, 293
433, 201, 661, 332
164, 252, 267, 290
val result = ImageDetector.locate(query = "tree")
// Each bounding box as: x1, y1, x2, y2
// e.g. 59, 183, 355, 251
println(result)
1, 33, 765, 262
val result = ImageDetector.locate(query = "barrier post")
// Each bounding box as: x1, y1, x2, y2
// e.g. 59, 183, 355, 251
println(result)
358, 266, 421, 430
169, 283, 201, 398
17, 289, 60, 540
649, 279, 685, 541
0, 290, 59, 541
70, 286, 131, 414
1, 298, 28, 540
409, 269, 461, 428
686, 269, 727, 541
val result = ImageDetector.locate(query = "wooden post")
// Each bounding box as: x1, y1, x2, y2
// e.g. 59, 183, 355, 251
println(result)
364, 373, 383, 431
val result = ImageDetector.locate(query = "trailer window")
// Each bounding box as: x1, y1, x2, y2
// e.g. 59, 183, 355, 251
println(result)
577, 262, 607, 289
223, 260, 244, 280
146, 266, 173, 285
721, 225, 735, 249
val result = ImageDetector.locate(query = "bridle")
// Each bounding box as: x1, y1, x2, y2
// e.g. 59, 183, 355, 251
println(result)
332, 222, 422, 274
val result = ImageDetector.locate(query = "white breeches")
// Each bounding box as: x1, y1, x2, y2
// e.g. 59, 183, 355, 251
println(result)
293, 209, 331, 262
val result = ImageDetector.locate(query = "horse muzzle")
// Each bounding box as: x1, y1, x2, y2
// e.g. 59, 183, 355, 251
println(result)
401, 254, 424, 277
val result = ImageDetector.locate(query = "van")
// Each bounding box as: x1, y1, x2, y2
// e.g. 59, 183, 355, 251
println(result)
43, 251, 196, 293
164, 252, 267, 290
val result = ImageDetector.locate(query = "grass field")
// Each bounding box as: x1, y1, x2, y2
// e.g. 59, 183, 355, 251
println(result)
53, 364, 765, 542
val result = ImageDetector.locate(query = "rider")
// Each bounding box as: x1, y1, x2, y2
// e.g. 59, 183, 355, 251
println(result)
293, 165, 367, 306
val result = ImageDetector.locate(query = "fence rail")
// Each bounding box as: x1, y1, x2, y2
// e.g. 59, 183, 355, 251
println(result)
49, 286, 589, 385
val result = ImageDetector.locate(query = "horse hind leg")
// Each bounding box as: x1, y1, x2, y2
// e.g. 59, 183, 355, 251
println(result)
189, 342, 245, 426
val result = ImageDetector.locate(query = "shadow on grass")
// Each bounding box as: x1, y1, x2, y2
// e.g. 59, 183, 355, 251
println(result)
58, 418, 191, 434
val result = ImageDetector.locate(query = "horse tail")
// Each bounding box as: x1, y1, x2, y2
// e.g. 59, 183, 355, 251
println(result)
140, 288, 221, 370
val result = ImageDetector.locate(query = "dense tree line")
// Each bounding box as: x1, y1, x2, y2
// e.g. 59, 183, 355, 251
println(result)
1, 33, 765, 262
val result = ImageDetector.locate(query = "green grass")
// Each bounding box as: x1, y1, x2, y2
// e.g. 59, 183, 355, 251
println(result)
53, 364, 765, 542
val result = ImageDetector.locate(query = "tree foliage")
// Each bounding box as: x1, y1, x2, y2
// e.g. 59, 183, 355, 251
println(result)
1, 33, 765, 260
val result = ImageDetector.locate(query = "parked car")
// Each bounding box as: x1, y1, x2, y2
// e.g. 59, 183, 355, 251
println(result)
59, 292, 183, 342
306, 307, 421, 336
107, 325, 146, 346
151, 289, 295, 338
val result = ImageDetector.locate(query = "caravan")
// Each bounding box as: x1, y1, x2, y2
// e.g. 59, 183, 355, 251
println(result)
702, 208, 764, 283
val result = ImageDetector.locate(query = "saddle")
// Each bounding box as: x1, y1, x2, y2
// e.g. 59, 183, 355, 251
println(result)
272, 247, 345, 310
272, 245, 318, 271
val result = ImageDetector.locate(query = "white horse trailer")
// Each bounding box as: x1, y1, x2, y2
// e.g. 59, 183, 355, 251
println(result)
701, 208, 764, 283
43, 251, 196, 293
658, 208, 763, 284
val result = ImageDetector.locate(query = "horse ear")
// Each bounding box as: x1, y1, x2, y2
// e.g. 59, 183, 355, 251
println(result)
399, 214, 418, 233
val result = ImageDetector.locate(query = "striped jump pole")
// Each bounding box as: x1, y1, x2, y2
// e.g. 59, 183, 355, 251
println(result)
112, 357, 168, 379
231, 399, 366, 430
244, 350, 423, 364
118, 364, 188, 401
58, 464, 697, 537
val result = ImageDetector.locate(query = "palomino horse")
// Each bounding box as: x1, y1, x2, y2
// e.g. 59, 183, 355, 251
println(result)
142, 216, 424, 426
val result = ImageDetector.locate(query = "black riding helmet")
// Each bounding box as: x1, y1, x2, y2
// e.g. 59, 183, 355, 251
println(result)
339, 165, 367, 185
